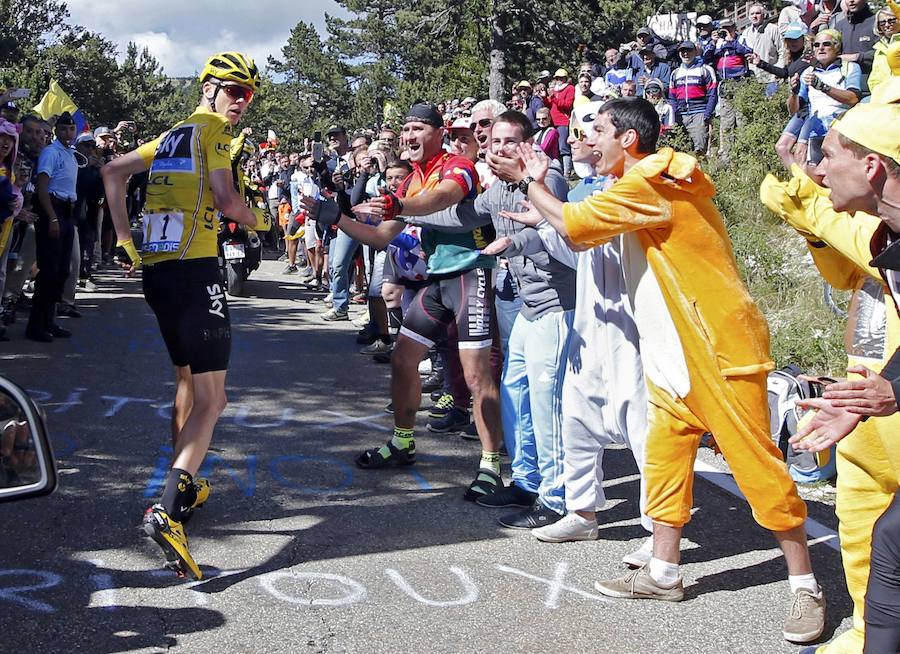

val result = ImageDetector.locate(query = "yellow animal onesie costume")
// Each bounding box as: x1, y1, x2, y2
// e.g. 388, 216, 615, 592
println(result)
562, 147, 807, 531
761, 167, 900, 654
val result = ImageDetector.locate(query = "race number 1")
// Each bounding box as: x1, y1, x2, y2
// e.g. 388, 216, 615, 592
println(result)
143, 212, 185, 253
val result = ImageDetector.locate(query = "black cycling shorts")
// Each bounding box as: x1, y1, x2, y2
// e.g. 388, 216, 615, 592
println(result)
142, 257, 231, 374
401, 268, 493, 350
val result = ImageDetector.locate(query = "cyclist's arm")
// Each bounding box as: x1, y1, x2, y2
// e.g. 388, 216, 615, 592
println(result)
398, 178, 468, 217
100, 150, 151, 243
210, 168, 256, 227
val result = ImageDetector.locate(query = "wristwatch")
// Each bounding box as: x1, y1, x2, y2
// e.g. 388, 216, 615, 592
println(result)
517, 176, 535, 196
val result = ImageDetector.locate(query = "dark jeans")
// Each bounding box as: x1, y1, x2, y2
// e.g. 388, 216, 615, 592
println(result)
27, 197, 74, 334
77, 202, 99, 279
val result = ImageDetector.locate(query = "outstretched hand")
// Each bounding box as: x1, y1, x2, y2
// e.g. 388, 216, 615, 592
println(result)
482, 236, 513, 256
499, 200, 543, 227
300, 197, 343, 228
516, 143, 550, 183
789, 398, 862, 452
821, 365, 898, 416
352, 202, 384, 225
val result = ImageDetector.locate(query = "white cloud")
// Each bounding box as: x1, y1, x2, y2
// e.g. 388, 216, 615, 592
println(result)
65, 0, 349, 77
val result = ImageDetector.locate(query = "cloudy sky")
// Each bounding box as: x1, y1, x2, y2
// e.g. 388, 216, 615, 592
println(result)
65, 1, 349, 77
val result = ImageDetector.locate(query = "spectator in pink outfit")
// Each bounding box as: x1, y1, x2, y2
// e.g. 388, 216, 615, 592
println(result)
533, 107, 560, 161
547, 68, 575, 176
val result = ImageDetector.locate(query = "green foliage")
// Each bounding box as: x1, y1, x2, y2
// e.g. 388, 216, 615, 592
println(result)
115, 44, 190, 136
0, 0, 187, 137
708, 81, 845, 374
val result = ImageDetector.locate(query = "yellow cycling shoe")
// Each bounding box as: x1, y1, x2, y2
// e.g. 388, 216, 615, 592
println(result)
180, 478, 211, 525
142, 504, 202, 580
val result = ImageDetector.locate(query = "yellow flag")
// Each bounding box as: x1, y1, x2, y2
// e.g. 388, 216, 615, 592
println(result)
32, 80, 78, 120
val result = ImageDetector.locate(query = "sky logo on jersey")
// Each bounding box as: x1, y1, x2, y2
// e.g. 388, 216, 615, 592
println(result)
152, 125, 195, 173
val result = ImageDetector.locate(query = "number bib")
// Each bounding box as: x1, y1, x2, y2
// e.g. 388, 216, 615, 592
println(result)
143, 212, 185, 254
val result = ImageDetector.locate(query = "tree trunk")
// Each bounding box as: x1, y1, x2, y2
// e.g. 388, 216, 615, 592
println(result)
488, 1, 506, 102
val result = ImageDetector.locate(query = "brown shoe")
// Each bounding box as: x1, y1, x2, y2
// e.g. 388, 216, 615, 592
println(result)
783, 588, 826, 643
593, 565, 684, 602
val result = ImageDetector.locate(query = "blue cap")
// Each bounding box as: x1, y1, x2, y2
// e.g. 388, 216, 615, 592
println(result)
783, 22, 808, 39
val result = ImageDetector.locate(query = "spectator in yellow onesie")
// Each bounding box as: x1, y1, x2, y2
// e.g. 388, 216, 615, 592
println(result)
790, 82, 900, 653
501, 97, 822, 644
762, 165, 900, 654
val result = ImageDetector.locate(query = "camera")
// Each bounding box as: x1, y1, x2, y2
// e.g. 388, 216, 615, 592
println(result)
716, 29, 729, 39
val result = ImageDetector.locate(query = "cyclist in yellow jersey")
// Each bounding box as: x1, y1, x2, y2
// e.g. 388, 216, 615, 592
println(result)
101, 52, 264, 580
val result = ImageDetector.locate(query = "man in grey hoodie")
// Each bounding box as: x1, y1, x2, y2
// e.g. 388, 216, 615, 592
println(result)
399, 110, 575, 529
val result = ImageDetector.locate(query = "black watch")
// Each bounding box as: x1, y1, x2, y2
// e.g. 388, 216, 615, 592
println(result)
517, 176, 536, 196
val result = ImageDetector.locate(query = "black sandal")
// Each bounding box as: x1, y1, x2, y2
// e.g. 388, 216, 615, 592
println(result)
356, 440, 416, 469
463, 468, 502, 501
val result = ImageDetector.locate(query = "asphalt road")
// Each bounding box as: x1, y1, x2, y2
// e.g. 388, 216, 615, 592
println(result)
0, 260, 850, 654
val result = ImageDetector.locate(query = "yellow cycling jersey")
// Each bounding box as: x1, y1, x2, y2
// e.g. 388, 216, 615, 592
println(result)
136, 106, 233, 265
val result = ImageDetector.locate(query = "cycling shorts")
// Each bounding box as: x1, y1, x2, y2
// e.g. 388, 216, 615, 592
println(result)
142, 257, 231, 374
400, 267, 493, 350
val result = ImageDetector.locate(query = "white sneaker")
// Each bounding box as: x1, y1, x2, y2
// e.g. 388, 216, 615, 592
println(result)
533, 513, 598, 543
622, 535, 654, 568
418, 358, 432, 374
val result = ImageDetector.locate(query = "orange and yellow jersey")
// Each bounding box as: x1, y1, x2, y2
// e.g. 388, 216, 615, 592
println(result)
399, 152, 495, 275
135, 106, 233, 265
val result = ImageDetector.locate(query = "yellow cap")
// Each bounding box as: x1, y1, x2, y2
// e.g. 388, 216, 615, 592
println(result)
516, 80, 532, 89
554, 68, 569, 78
832, 102, 900, 164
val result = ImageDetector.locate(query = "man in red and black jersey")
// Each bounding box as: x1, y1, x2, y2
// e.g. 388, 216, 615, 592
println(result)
307, 103, 505, 502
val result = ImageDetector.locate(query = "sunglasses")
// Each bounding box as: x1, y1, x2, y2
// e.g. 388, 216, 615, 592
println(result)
217, 83, 254, 103
469, 118, 493, 130
877, 18, 897, 25
812, 40, 835, 48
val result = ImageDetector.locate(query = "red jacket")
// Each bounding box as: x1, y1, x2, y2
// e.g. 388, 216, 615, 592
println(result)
548, 83, 575, 126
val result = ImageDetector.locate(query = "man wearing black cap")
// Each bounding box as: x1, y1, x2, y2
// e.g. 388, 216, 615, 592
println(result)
26, 111, 78, 341
308, 103, 505, 502
324, 125, 350, 169
0, 101, 20, 124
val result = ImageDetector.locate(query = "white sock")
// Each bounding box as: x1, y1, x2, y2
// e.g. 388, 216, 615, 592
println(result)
788, 573, 820, 595
648, 557, 681, 587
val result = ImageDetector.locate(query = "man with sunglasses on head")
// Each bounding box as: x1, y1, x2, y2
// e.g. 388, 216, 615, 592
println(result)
101, 51, 267, 581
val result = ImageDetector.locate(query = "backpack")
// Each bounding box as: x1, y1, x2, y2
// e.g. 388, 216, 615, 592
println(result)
767, 365, 837, 483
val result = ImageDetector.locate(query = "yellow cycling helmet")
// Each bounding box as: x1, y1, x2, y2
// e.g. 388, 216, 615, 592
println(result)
200, 52, 260, 92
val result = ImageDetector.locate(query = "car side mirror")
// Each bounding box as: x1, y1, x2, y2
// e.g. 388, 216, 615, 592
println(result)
0, 376, 57, 503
